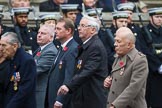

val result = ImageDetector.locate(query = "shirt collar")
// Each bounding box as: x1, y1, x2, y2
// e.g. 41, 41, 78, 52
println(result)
61, 37, 73, 48
40, 42, 51, 51
83, 37, 92, 44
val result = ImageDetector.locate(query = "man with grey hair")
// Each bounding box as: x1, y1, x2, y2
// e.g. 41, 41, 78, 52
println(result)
104, 27, 148, 108
0, 32, 36, 108
57, 16, 108, 108
34, 24, 57, 108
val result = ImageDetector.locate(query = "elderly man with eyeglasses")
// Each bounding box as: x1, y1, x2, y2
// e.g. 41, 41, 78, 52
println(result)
57, 16, 108, 108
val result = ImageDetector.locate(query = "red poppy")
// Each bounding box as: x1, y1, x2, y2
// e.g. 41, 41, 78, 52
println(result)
63, 46, 68, 52
78, 45, 82, 49
36, 52, 41, 56
119, 61, 124, 67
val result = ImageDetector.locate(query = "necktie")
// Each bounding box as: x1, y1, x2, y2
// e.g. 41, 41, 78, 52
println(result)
53, 46, 62, 65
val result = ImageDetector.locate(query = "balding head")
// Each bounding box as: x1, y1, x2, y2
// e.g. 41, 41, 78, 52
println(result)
114, 27, 135, 56
116, 27, 136, 44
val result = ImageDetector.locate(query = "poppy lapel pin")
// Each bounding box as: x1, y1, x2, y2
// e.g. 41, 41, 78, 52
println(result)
36, 52, 41, 56
63, 46, 68, 52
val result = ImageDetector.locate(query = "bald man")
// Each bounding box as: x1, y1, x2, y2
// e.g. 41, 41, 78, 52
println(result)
104, 27, 148, 108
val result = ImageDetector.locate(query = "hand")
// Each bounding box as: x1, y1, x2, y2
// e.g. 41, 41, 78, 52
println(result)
158, 65, 162, 74
104, 76, 112, 88
53, 102, 62, 108
109, 104, 115, 108
110, 106, 115, 108
57, 85, 69, 95
54, 105, 62, 108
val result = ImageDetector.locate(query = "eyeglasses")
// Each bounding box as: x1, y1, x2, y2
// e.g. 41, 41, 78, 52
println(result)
77, 24, 95, 28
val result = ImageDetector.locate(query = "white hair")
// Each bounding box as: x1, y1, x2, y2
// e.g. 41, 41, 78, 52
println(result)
82, 15, 100, 32
40, 24, 55, 37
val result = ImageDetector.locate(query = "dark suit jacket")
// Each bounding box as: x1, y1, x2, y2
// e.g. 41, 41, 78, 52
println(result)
0, 60, 10, 108
66, 35, 108, 108
34, 42, 57, 108
47, 39, 78, 108
4, 48, 37, 108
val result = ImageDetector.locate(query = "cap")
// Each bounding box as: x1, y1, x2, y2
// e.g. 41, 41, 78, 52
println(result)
39, 13, 61, 23
117, 2, 135, 11
0, 13, 3, 18
60, 4, 80, 15
0, 5, 4, 13
148, 7, 162, 16
12, 7, 30, 15
86, 8, 103, 16
0, 5, 4, 19
112, 11, 129, 19
138, 1, 147, 9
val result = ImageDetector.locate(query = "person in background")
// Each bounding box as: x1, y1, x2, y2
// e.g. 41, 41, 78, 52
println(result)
11, 7, 39, 54
137, 1, 148, 13
57, 16, 108, 108
117, 2, 143, 52
1, 32, 36, 108
141, 7, 162, 108
34, 24, 57, 108
0, 5, 13, 36
104, 27, 148, 108
60, 4, 83, 44
8, 0, 30, 8
97, 0, 123, 12
83, 0, 98, 9
0, 11, 4, 36
39, 13, 61, 49
47, 18, 78, 108
39, 13, 60, 29
110, 11, 129, 34
39, 0, 65, 12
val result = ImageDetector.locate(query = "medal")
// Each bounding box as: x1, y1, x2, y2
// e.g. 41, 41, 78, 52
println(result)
10, 72, 20, 91
10, 75, 14, 81
14, 86, 18, 91
119, 67, 125, 76
14, 82, 18, 91
77, 60, 82, 69
59, 61, 63, 69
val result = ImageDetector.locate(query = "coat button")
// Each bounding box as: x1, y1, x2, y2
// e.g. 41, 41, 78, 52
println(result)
112, 91, 115, 94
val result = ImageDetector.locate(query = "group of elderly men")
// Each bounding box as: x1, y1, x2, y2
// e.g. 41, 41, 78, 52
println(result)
0, 0, 162, 108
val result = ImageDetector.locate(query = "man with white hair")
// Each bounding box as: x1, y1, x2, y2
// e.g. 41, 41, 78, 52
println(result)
57, 16, 108, 108
33, 24, 57, 108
